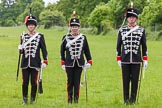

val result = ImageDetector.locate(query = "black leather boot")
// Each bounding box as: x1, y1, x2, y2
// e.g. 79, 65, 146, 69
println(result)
30, 86, 37, 104
68, 96, 72, 104
129, 94, 136, 105
22, 85, 28, 105
74, 96, 78, 104
129, 97, 136, 105
22, 97, 28, 105
30, 97, 35, 104
124, 99, 129, 105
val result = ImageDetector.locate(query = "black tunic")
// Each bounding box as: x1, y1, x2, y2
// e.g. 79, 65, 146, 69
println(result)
116, 25, 148, 64
21, 33, 48, 68
61, 33, 92, 67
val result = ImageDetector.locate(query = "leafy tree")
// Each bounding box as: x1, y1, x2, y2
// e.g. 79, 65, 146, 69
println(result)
106, 0, 149, 28
0, 0, 28, 26
0, 0, 44, 26
56, 0, 110, 26
88, 3, 111, 34
139, 0, 162, 27
0, 0, 152, 29
39, 9, 65, 29
17, 0, 44, 24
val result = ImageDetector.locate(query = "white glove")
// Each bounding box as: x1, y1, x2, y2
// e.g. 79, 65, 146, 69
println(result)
41, 63, 47, 68
143, 60, 148, 69
18, 45, 23, 50
117, 60, 121, 68
62, 65, 65, 71
84, 63, 91, 70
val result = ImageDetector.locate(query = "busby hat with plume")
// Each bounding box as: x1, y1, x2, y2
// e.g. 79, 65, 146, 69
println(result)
24, 15, 37, 26
126, 2, 139, 18
69, 11, 80, 27
24, 7, 37, 26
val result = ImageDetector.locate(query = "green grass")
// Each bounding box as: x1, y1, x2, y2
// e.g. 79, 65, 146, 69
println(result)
0, 26, 162, 108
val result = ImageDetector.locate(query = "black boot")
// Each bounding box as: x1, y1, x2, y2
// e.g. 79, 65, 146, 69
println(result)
124, 95, 129, 105
22, 97, 28, 105
129, 94, 136, 105
22, 85, 28, 105
30, 86, 37, 104
30, 97, 35, 104
74, 96, 78, 104
68, 96, 72, 104
129, 97, 136, 105
124, 99, 129, 105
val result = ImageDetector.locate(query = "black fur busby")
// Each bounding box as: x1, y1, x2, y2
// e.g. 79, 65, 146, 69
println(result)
126, 8, 138, 18
24, 15, 37, 26
69, 18, 80, 27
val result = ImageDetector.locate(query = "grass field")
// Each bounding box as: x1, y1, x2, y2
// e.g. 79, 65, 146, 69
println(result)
0, 26, 162, 108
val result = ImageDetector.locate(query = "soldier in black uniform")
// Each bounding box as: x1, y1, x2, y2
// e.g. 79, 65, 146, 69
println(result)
18, 15, 48, 105
116, 8, 148, 105
60, 12, 92, 104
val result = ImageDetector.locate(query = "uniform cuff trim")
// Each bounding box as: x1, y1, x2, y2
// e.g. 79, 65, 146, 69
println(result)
116, 56, 121, 61
143, 56, 148, 60
61, 61, 65, 65
88, 60, 92, 65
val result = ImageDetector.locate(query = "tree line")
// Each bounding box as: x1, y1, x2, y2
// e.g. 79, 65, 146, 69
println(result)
0, 0, 162, 34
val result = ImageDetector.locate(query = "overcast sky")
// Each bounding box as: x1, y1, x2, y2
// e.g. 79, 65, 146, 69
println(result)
43, 0, 59, 6
0, 0, 60, 6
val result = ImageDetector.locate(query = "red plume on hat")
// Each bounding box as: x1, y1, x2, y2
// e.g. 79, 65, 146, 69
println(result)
69, 11, 77, 25
130, 2, 133, 8
24, 7, 37, 26
69, 11, 80, 27
124, 9, 127, 17
24, 15, 37, 26
72, 11, 77, 17
24, 16, 29, 24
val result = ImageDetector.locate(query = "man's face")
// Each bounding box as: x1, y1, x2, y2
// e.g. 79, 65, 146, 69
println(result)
27, 24, 36, 32
70, 25, 80, 34
127, 16, 137, 25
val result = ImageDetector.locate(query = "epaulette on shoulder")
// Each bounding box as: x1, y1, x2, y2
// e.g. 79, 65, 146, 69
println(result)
23, 33, 27, 35
63, 35, 66, 38
65, 34, 71, 37
38, 33, 43, 36
24, 33, 28, 36
66, 33, 71, 36
37, 33, 44, 37
119, 25, 127, 32
82, 34, 86, 38
63, 34, 69, 39
138, 26, 144, 32
122, 25, 128, 29
81, 33, 85, 36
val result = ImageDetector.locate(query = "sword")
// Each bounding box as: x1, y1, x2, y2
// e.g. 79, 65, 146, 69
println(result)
142, 67, 146, 79
16, 32, 25, 81
16, 53, 21, 81
80, 67, 86, 86
38, 64, 43, 94
137, 63, 143, 103
84, 68, 88, 102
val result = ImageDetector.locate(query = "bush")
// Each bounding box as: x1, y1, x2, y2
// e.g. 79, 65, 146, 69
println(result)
88, 27, 98, 35
44, 22, 52, 29
156, 30, 162, 41
101, 20, 113, 35
145, 25, 162, 41
39, 10, 65, 29
2, 20, 15, 27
